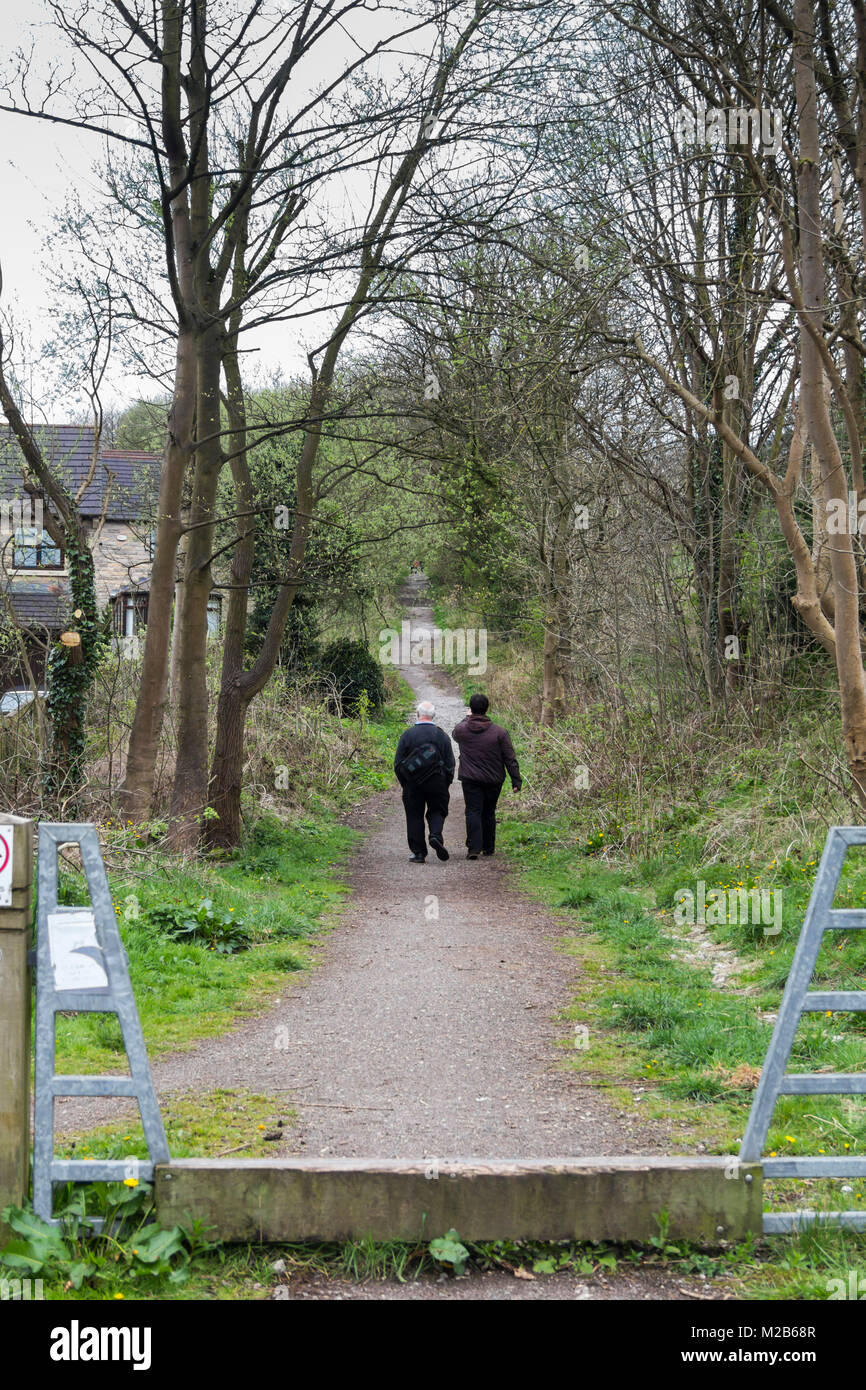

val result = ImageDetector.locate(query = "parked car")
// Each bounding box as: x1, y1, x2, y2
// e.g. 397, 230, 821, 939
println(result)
0, 687, 46, 716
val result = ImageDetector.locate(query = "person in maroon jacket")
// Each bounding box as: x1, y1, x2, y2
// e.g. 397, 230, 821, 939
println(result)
452, 693, 522, 859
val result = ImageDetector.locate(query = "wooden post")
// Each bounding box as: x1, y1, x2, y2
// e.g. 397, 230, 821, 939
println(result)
0, 814, 34, 1241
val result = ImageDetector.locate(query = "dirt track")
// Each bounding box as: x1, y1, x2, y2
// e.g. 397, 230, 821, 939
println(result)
52, 580, 715, 1299
59, 576, 669, 1161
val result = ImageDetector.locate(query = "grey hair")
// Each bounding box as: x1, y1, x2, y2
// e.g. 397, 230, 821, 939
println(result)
416, 700, 436, 718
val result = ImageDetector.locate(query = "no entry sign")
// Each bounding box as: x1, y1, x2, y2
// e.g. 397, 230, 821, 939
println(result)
0, 825, 13, 906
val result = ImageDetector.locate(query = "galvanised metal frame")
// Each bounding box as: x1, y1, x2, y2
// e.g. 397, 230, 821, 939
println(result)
739, 826, 866, 1233
33, 824, 168, 1227
28, 823, 866, 1235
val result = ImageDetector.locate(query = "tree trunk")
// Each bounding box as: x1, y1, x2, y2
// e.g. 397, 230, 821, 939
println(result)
0, 345, 105, 805
168, 320, 224, 848
169, 575, 185, 718
44, 535, 105, 804
541, 605, 566, 725
208, 683, 249, 846
119, 0, 197, 819
206, 295, 256, 849
539, 485, 571, 725
810, 442, 835, 623
794, 0, 866, 807
118, 335, 191, 817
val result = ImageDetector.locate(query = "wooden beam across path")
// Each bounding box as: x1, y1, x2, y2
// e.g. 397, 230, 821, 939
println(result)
155, 1156, 763, 1244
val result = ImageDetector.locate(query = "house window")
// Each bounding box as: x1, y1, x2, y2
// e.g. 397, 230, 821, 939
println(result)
113, 590, 149, 636
13, 527, 63, 570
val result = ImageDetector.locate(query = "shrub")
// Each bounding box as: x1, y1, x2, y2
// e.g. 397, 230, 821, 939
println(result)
318, 638, 385, 715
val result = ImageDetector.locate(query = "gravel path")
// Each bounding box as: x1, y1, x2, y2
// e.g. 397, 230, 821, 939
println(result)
57, 577, 668, 1161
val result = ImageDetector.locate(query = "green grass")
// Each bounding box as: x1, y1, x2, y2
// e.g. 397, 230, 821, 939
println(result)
736, 1224, 866, 1299
48, 691, 415, 1074
56, 1088, 295, 1168
50, 813, 355, 1073
498, 816, 866, 1146
491, 801, 866, 1297
3, 1091, 296, 1301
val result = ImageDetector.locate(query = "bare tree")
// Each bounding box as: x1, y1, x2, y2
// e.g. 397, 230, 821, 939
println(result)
600, 0, 866, 802
4, 0, 578, 847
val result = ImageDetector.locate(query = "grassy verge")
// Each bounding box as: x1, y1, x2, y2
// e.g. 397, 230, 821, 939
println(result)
53, 814, 354, 1073
49, 695, 409, 1074
494, 730, 866, 1299
428, 581, 866, 1297
500, 820, 866, 1163
494, 799, 866, 1298
56, 1089, 295, 1170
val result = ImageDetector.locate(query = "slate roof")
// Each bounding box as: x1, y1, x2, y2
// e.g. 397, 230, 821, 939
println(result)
0, 425, 159, 522
4, 580, 70, 631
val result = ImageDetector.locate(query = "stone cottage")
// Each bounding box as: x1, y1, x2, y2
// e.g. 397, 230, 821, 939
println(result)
0, 423, 160, 689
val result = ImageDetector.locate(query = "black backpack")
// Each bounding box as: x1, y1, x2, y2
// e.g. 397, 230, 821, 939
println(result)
397, 739, 443, 786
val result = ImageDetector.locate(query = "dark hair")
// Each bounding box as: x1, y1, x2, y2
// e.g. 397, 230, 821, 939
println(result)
469, 693, 489, 715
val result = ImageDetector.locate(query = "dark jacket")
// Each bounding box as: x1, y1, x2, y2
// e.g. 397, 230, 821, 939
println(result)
394, 720, 455, 784
452, 714, 521, 788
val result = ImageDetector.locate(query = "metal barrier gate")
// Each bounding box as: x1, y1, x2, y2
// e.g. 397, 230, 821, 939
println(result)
33, 824, 168, 1227
2, 818, 863, 1238
739, 825, 866, 1232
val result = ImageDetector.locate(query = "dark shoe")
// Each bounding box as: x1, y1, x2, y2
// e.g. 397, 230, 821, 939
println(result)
429, 834, 449, 861
466, 851, 479, 860
482, 850, 494, 857
409, 853, 426, 863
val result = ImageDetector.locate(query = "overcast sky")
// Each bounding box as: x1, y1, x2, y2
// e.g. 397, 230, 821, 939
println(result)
0, 4, 101, 407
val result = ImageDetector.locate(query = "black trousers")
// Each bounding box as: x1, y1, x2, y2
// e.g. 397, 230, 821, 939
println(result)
402, 773, 451, 857
461, 777, 503, 854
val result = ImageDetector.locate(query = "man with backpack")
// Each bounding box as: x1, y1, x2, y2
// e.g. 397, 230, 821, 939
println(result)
452, 693, 522, 859
394, 700, 455, 862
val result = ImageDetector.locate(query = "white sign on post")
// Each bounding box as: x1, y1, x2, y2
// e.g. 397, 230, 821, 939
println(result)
47, 910, 109, 991
0, 825, 14, 907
